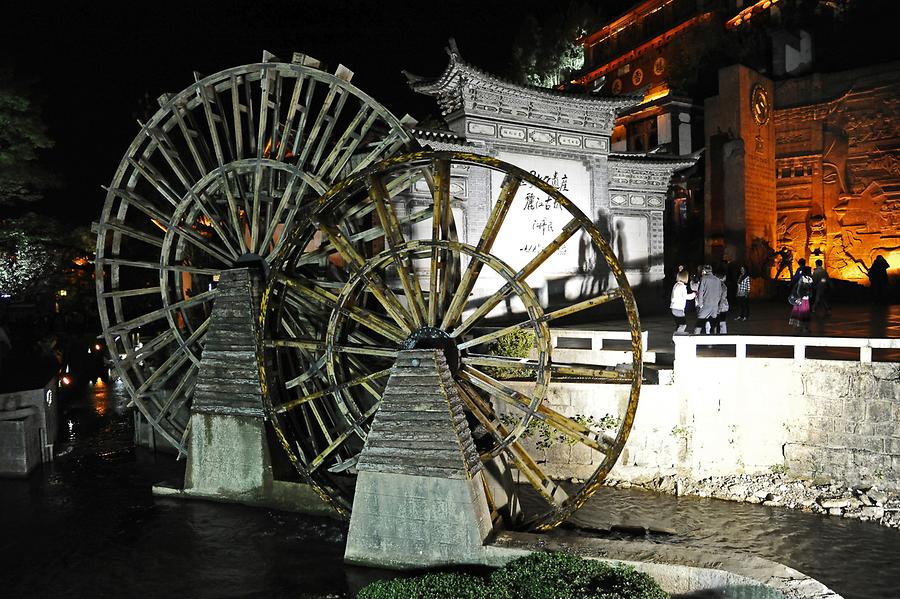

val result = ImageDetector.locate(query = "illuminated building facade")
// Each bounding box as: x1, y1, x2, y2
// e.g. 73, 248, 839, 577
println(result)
573, 0, 898, 285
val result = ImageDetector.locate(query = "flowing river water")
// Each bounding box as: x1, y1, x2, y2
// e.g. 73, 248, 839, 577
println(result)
1, 381, 897, 598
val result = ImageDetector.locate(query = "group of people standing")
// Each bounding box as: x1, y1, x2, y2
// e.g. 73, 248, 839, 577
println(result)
670, 264, 750, 335
669, 258, 835, 336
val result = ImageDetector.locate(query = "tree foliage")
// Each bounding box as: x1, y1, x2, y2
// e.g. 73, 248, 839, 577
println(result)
0, 67, 56, 206
509, 2, 604, 88
0, 213, 92, 300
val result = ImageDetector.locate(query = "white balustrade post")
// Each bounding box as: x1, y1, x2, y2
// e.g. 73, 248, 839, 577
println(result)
673, 335, 695, 369
860, 346, 872, 363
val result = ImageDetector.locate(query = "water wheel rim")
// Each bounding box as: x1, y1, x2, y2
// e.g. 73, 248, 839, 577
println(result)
96, 55, 417, 455
261, 150, 642, 529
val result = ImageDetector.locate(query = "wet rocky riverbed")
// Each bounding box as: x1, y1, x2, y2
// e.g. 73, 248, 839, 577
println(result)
1, 381, 898, 598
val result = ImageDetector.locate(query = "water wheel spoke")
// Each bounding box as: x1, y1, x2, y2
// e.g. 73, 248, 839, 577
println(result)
164, 264, 223, 276
459, 365, 612, 455
259, 168, 305, 254
284, 355, 328, 389
441, 173, 520, 330
249, 66, 276, 252
463, 354, 633, 382
117, 329, 177, 369
102, 219, 164, 249
171, 102, 214, 183
275, 71, 308, 161
427, 157, 451, 327
315, 220, 416, 332
310, 87, 351, 174
286, 75, 316, 158
177, 317, 211, 366
368, 174, 426, 327
457, 290, 622, 351
317, 103, 371, 182
275, 368, 391, 414
113, 185, 234, 266
101, 287, 162, 299
295, 205, 433, 267
267, 337, 398, 358
123, 189, 233, 265
452, 218, 582, 339
107, 289, 216, 334
278, 274, 406, 342
229, 74, 246, 159
308, 403, 379, 473
152, 364, 198, 426
142, 126, 241, 259
196, 82, 245, 247
295, 80, 340, 171
134, 345, 192, 398
326, 109, 380, 181
456, 382, 568, 506
350, 131, 408, 176
103, 257, 221, 277
127, 156, 182, 208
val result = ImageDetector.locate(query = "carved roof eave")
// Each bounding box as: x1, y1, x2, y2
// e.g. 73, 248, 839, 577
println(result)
410, 127, 478, 152
405, 45, 641, 117
608, 149, 702, 172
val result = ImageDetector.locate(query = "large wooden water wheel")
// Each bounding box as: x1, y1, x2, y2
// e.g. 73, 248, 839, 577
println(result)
260, 151, 642, 530
95, 52, 416, 453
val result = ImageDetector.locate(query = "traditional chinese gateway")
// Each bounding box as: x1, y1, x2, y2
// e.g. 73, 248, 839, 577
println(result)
405, 42, 697, 308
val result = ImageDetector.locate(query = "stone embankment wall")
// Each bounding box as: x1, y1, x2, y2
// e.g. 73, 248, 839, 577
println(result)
509, 351, 900, 491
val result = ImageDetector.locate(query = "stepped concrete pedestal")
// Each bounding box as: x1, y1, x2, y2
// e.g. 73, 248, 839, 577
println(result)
344, 349, 494, 569
152, 267, 334, 516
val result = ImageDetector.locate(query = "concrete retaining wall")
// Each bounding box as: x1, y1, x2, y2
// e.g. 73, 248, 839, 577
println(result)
0, 378, 59, 470
0, 411, 42, 476
509, 335, 900, 490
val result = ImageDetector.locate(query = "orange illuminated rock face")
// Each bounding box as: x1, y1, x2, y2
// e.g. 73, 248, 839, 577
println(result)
774, 63, 900, 283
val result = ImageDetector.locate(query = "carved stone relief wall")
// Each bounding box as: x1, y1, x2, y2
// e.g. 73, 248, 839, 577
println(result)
774, 63, 900, 282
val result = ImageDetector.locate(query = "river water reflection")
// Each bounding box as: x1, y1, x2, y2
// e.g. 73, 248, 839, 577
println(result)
1, 382, 897, 598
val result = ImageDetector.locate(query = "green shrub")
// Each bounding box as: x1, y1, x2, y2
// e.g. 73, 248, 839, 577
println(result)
485, 329, 536, 380
500, 412, 620, 449
491, 552, 667, 599
357, 552, 668, 599
357, 571, 490, 599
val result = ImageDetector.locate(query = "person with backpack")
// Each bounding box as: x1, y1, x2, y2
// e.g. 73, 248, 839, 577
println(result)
812, 259, 831, 317
788, 264, 814, 333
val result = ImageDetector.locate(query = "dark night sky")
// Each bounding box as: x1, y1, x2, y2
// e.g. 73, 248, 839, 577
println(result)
1, 0, 634, 226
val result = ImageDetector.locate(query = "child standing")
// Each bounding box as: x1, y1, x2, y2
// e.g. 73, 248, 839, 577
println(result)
670, 270, 696, 335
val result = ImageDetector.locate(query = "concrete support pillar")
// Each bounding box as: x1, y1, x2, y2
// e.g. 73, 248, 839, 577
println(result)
344, 350, 494, 569
183, 267, 273, 499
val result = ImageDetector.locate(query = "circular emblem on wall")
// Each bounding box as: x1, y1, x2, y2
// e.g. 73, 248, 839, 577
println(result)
653, 56, 666, 76
751, 84, 770, 125
632, 68, 644, 87
612, 78, 622, 94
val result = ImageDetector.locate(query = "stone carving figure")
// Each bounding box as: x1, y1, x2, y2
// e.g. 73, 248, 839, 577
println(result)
773, 246, 794, 280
